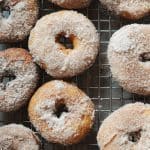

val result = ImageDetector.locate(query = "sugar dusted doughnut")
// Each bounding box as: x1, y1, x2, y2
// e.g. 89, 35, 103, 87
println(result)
97, 103, 150, 150
28, 80, 95, 145
108, 24, 150, 95
0, 48, 39, 112
0, 124, 40, 149
99, 0, 150, 20
29, 10, 99, 78
0, 0, 38, 42
49, 0, 91, 9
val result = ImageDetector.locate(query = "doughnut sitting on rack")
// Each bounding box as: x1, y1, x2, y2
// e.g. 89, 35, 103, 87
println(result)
28, 80, 95, 145
99, 0, 150, 20
0, 48, 39, 112
108, 24, 150, 95
29, 10, 99, 78
0, 124, 41, 149
97, 102, 150, 150
48, 0, 92, 9
0, 0, 38, 42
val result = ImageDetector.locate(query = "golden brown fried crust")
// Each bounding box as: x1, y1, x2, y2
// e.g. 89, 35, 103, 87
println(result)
49, 0, 91, 9
0, 48, 32, 64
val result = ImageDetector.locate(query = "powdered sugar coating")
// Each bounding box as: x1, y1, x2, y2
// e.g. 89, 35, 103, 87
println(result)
99, 0, 150, 19
0, 48, 39, 112
109, 27, 135, 52
49, 0, 91, 9
108, 24, 150, 95
28, 80, 95, 145
0, 0, 38, 42
54, 80, 65, 89
0, 124, 40, 150
29, 10, 99, 78
97, 103, 150, 150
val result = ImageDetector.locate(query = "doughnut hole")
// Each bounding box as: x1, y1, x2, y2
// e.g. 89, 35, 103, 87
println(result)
0, 71, 16, 90
0, 1, 11, 19
139, 52, 150, 62
54, 99, 69, 118
128, 129, 142, 143
55, 32, 80, 55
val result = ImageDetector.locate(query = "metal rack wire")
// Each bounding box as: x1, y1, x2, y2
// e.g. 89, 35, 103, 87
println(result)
0, 0, 150, 149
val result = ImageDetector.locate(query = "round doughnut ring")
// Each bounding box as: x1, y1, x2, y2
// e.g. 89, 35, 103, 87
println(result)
0, 0, 39, 42
28, 80, 95, 145
0, 48, 39, 112
108, 24, 150, 95
0, 124, 41, 149
97, 102, 150, 150
29, 10, 99, 78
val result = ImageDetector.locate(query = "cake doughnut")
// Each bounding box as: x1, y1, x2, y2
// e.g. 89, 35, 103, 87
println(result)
28, 80, 95, 145
108, 24, 150, 95
0, 124, 40, 149
48, 0, 91, 9
0, 0, 38, 42
0, 48, 39, 112
97, 103, 150, 150
29, 10, 99, 78
99, 0, 150, 20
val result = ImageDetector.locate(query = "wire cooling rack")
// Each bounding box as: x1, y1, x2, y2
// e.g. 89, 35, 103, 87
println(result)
0, 0, 150, 149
